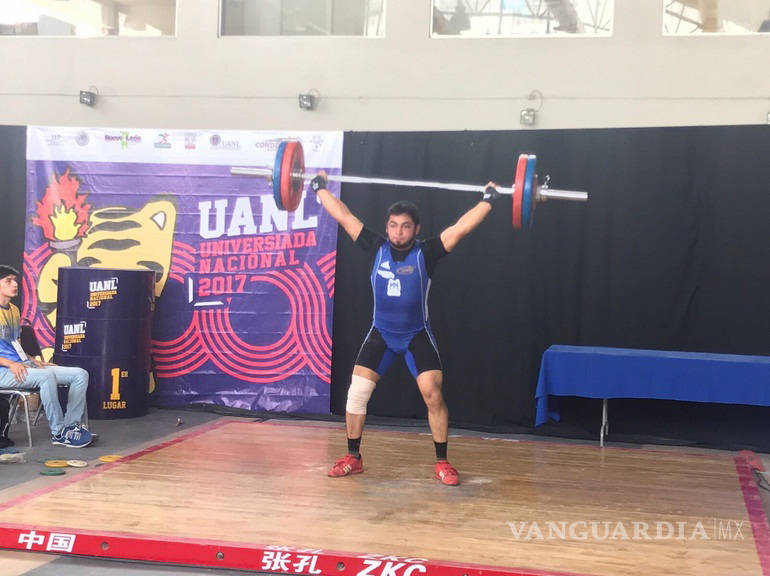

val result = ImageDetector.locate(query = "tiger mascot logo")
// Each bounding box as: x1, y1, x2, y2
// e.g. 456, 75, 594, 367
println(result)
33, 169, 177, 394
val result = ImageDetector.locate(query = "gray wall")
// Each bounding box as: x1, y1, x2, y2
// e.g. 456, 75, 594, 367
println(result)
0, 0, 768, 130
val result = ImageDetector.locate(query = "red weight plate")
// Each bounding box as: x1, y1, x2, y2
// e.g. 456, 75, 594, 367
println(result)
283, 140, 305, 212
512, 154, 529, 229
279, 141, 297, 212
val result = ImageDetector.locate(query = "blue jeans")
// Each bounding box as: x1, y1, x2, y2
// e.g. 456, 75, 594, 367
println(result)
0, 362, 88, 436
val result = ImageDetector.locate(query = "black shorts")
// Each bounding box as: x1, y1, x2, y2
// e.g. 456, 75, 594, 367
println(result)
355, 326, 442, 378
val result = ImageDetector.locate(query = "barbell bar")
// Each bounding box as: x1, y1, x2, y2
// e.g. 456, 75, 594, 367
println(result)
231, 140, 588, 229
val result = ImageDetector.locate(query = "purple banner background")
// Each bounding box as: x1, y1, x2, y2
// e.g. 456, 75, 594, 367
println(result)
23, 154, 341, 414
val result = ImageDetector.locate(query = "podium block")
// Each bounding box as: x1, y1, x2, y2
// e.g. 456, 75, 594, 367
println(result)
53, 267, 155, 419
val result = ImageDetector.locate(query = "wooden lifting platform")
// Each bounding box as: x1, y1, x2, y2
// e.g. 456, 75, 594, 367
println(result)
0, 419, 768, 576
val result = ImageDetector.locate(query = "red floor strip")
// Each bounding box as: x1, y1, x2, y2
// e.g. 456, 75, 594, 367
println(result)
735, 452, 770, 576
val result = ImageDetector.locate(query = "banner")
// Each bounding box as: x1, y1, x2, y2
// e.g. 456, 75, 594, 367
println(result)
24, 127, 343, 414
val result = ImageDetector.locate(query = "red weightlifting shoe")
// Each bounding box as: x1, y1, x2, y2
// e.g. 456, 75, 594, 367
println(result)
328, 454, 363, 477
435, 460, 459, 486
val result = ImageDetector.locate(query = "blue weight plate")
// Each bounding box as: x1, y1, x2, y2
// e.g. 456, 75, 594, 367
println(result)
272, 141, 287, 210
522, 155, 537, 228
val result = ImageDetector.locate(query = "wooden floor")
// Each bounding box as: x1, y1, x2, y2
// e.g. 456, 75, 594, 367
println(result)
0, 419, 768, 576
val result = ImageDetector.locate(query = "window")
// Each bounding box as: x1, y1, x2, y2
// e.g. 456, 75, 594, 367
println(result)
220, 0, 385, 36
663, 0, 770, 35
0, 0, 176, 37
431, 0, 613, 37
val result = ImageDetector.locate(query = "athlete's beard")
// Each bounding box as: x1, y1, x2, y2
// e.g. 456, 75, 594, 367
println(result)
389, 237, 415, 251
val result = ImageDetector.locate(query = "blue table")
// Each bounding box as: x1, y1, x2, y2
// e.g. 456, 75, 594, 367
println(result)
535, 345, 770, 445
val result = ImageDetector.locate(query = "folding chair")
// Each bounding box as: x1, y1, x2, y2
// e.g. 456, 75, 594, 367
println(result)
0, 389, 33, 448
0, 324, 40, 447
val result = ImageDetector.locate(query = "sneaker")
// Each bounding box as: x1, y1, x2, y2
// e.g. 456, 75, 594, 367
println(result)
72, 424, 94, 443
435, 460, 459, 486
328, 454, 363, 477
52, 424, 93, 448
79, 424, 98, 443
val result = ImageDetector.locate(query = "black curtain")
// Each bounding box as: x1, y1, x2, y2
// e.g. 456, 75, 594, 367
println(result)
0, 126, 26, 276
332, 127, 770, 443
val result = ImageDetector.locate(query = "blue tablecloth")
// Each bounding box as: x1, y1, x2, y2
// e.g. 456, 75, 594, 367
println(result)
535, 345, 770, 426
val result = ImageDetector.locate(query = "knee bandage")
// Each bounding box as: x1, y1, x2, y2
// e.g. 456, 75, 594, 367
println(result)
346, 375, 377, 415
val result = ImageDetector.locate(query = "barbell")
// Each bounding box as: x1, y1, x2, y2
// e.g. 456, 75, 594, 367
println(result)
231, 140, 588, 230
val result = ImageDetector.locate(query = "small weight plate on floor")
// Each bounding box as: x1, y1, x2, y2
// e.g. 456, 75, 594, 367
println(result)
44, 460, 69, 468
40, 469, 65, 476
67, 460, 89, 468
98, 454, 122, 463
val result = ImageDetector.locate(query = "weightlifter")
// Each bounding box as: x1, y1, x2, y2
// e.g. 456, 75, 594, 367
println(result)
311, 173, 499, 486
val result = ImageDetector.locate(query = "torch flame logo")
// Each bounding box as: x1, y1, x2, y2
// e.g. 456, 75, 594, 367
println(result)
33, 168, 91, 241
